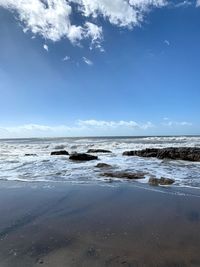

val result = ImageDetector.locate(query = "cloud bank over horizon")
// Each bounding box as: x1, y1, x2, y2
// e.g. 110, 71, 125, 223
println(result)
0, 119, 193, 138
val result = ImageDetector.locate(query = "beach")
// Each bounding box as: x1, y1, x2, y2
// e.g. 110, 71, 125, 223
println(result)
1, 136, 200, 266
1, 2, 200, 266
0, 181, 200, 267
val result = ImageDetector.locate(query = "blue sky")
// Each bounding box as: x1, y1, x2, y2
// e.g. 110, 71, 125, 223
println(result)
0, 0, 200, 137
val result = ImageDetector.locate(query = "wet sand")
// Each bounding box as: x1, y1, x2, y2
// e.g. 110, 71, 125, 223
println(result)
0, 182, 200, 267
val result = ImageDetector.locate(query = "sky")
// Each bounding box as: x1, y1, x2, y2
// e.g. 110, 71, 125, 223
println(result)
0, 0, 200, 137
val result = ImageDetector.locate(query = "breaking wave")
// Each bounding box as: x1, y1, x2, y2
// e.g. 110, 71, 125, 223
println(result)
0, 136, 200, 189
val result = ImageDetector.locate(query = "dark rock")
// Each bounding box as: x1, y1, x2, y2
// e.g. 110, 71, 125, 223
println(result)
87, 149, 112, 153
102, 171, 146, 180
38, 259, 44, 264
24, 154, 37, 156
51, 150, 69, 156
69, 153, 98, 161
148, 177, 160, 186
148, 177, 175, 186
123, 147, 200, 162
159, 177, 175, 185
95, 163, 112, 168
123, 148, 159, 157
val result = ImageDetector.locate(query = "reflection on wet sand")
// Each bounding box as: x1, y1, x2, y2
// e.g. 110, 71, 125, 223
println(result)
0, 182, 200, 267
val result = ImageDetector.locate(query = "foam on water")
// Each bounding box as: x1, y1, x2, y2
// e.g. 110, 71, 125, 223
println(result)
0, 136, 200, 188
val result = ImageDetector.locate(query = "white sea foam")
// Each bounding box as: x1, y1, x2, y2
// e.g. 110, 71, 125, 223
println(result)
0, 136, 200, 188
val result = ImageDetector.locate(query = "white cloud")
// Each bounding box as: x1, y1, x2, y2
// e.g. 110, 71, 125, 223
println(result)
0, 119, 195, 138
164, 39, 170, 46
174, 1, 192, 8
63, 55, 70, 61
0, 120, 155, 138
78, 119, 154, 129
0, 0, 166, 49
83, 57, 93, 65
73, 0, 166, 27
43, 44, 49, 51
84, 22, 103, 50
0, 0, 72, 41
0, 124, 74, 138
162, 118, 192, 127
0, 0, 102, 46
196, 0, 200, 6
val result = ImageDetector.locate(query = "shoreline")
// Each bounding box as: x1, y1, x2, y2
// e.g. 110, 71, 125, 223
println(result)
1, 136, 200, 188
0, 181, 200, 266
0, 135, 200, 141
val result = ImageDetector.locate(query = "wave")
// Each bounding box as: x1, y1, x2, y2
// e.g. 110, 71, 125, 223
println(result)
0, 136, 200, 189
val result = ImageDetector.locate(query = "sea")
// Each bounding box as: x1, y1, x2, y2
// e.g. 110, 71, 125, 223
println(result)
0, 136, 200, 189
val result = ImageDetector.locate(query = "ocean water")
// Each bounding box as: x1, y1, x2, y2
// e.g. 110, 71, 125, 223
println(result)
0, 136, 200, 189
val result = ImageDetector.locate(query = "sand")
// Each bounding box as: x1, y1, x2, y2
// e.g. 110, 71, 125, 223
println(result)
0, 181, 200, 267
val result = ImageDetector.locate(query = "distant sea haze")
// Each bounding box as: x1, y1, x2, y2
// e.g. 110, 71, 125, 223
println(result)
0, 136, 200, 189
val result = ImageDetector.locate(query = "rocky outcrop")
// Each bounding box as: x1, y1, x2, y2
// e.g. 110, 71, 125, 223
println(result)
159, 177, 175, 185
51, 150, 69, 156
148, 177, 175, 186
123, 148, 159, 157
148, 177, 160, 186
24, 154, 37, 156
101, 171, 146, 180
123, 147, 200, 162
69, 153, 98, 161
87, 149, 112, 153
95, 163, 112, 168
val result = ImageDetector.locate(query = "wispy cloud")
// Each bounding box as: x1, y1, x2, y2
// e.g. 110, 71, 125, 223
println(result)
0, 124, 73, 138
164, 39, 170, 46
162, 118, 192, 127
0, 0, 166, 49
196, 0, 200, 6
78, 120, 154, 129
43, 44, 48, 51
62, 56, 70, 61
0, 0, 103, 48
83, 57, 93, 66
0, 118, 195, 138
173, 1, 192, 8
73, 0, 166, 27
0, 120, 154, 138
